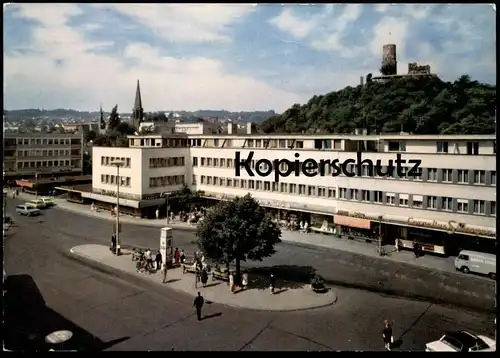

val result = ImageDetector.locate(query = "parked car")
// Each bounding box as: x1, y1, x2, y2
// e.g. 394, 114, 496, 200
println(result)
16, 205, 41, 217
25, 199, 47, 209
425, 330, 496, 352
39, 197, 55, 207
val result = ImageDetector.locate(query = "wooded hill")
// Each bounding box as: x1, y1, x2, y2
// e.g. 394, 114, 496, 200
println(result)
260, 75, 496, 135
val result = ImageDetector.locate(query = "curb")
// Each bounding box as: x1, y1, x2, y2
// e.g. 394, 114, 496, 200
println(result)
66, 248, 337, 312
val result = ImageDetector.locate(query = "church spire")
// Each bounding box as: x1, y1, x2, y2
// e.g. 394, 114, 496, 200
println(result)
132, 79, 144, 130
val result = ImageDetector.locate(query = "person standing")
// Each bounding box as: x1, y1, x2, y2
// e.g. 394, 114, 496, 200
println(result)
155, 207, 160, 220
193, 292, 204, 321
174, 248, 180, 265
270, 272, 276, 295
395, 239, 399, 252
155, 250, 162, 270
382, 320, 393, 351
201, 268, 208, 287
180, 249, 186, 264
110, 233, 117, 252
162, 263, 168, 284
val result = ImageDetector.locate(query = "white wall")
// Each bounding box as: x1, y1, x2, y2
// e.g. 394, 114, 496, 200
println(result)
92, 147, 143, 196
140, 148, 190, 195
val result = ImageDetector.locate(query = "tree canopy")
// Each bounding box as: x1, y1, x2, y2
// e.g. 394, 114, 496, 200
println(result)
93, 105, 136, 147
196, 194, 281, 283
260, 75, 496, 135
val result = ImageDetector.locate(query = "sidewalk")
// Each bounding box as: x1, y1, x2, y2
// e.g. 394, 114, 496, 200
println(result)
14, 192, 463, 277
69, 244, 337, 312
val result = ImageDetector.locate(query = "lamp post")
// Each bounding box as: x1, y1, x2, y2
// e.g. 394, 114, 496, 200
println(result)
110, 160, 125, 255
161, 191, 170, 225
35, 172, 39, 200
378, 215, 383, 256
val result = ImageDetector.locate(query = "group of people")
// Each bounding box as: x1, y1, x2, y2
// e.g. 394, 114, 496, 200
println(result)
132, 247, 163, 274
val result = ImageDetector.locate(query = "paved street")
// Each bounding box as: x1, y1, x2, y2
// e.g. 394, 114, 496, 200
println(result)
4, 198, 496, 351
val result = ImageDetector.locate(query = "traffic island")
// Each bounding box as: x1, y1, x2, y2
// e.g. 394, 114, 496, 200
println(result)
68, 244, 337, 312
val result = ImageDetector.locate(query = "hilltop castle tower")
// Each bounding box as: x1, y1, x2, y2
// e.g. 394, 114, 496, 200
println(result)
131, 79, 144, 130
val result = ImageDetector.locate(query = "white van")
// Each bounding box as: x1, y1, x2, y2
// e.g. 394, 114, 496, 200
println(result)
454, 250, 496, 280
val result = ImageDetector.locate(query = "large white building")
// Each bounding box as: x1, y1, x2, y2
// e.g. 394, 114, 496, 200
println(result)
87, 122, 496, 256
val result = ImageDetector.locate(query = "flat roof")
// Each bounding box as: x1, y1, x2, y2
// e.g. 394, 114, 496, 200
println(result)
4, 132, 82, 137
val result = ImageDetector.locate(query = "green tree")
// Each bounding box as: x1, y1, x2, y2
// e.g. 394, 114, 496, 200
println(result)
82, 153, 92, 174
85, 130, 97, 143
108, 105, 120, 130
260, 75, 495, 135
196, 194, 281, 284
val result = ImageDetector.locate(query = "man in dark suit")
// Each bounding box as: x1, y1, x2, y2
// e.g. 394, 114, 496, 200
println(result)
193, 292, 204, 321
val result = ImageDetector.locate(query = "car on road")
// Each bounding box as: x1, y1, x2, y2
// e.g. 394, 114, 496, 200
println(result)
39, 197, 55, 207
25, 199, 47, 209
25, 200, 47, 209
16, 205, 41, 217
454, 250, 496, 280
425, 330, 496, 352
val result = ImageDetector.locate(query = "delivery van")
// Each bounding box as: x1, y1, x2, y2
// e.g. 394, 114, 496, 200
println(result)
454, 250, 496, 280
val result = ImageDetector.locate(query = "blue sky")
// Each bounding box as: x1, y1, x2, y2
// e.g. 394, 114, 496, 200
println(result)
4, 4, 496, 113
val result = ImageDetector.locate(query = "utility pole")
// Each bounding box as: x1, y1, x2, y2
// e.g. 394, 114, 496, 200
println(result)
378, 216, 383, 256
111, 160, 124, 255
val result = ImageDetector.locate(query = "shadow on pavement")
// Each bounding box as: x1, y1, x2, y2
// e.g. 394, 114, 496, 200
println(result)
245, 265, 317, 291
4, 274, 130, 352
201, 312, 222, 321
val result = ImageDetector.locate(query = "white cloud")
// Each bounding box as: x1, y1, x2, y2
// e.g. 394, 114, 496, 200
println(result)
92, 4, 255, 43
4, 4, 302, 112
268, 8, 318, 39
271, 5, 364, 57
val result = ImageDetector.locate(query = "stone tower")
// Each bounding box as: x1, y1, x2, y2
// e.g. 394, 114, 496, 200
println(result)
131, 79, 144, 130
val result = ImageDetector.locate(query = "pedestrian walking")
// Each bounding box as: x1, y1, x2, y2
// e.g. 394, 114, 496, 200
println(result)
174, 248, 180, 264
155, 207, 159, 220
155, 250, 162, 270
180, 249, 186, 264
382, 320, 393, 351
110, 233, 117, 252
413, 240, 419, 258
162, 263, 168, 283
269, 272, 276, 295
144, 248, 153, 270
201, 268, 208, 287
395, 239, 399, 252
193, 292, 204, 321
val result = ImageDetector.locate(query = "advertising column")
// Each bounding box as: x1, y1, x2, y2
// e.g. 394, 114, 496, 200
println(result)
160, 227, 174, 268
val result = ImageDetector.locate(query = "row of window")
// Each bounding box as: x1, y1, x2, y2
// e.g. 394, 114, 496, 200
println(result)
100, 174, 131, 187
149, 175, 185, 188
130, 138, 188, 148
16, 138, 73, 146
18, 149, 71, 157
149, 157, 185, 168
197, 175, 496, 217
193, 156, 496, 186
189, 138, 495, 155
101, 156, 132, 168
17, 160, 80, 169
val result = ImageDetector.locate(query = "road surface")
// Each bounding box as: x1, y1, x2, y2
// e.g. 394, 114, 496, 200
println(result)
4, 200, 495, 351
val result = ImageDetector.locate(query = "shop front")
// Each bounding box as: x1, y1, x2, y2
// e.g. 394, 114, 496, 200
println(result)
333, 215, 377, 242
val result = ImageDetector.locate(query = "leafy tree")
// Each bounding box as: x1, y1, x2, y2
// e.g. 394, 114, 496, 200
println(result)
261, 75, 495, 135
170, 185, 201, 212
196, 194, 281, 284
115, 122, 136, 135
108, 105, 120, 130
85, 130, 97, 143
82, 153, 92, 174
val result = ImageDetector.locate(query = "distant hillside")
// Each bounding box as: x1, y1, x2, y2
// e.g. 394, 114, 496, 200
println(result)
260, 75, 496, 135
4, 108, 277, 124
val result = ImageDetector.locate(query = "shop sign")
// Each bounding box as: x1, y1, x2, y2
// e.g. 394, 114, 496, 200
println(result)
334, 215, 371, 230
259, 199, 290, 209
407, 217, 494, 237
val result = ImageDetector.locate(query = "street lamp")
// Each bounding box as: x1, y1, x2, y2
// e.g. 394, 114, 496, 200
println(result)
110, 159, 125, 255
160, 191, 170, 225
35, 172, 39, 200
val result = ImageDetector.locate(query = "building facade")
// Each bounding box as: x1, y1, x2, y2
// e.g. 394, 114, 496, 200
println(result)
89, 123, 496, 255
3, 132, 84, 178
